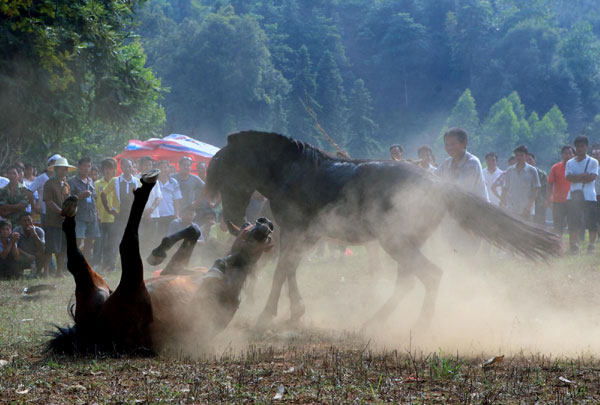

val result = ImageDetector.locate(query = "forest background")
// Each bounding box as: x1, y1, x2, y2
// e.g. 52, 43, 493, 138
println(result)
2, 0, 600, 169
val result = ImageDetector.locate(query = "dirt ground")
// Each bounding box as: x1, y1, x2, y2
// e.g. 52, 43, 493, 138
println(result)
2, 239, 600, 403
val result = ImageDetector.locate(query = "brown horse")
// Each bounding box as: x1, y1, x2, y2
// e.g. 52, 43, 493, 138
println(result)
48, 170, 273, 355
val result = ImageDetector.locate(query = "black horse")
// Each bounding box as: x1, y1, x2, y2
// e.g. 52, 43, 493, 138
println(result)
206, 131, 561, 328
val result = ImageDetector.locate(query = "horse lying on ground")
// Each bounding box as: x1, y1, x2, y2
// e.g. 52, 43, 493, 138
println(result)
206, 131, 562, 329
47, 170, 274, 355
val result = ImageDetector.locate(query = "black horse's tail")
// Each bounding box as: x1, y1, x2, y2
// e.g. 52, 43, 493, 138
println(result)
443, 187, 563, 260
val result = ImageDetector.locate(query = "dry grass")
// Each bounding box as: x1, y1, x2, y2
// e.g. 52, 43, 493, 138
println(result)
2, 242, 600, 403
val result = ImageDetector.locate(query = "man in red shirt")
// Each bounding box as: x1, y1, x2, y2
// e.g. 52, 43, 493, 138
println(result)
547, 145, 575, 235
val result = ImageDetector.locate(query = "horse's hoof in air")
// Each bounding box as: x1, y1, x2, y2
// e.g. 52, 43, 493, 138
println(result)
147, 250, 167, 266
60, 196, 79, 217
141, 169, 160, 184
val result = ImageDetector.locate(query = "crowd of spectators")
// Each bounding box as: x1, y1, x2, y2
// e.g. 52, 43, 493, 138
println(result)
402, 128, 597, 255
0, 154, 229, 279
1, 130, 597, 278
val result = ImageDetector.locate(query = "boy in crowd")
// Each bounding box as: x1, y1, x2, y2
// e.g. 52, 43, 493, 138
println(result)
13, 212, 45, 276
172, 156, 204, 209
69, 157, 99, 260
156, 160, 182, 236
389, 144, 403, 161
101, 158, 140, 272
500, 145, 540, 221
547, 145, 575, 235
566, 135, 599, 254
95, 158, 118, 273
0, 165, 33, 224
483, 152, 503, 206
27, 154, 61, 228
417, 145, 436, 171
0, 219, 22, 279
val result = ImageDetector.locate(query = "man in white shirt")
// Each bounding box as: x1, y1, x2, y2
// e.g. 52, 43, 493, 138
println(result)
500, 145, 540, 221
435, 127, 489, 201
566, 135, 599, 254
435, 127, 488, 253
26, 154, 61, 228
482, 152, 503, 206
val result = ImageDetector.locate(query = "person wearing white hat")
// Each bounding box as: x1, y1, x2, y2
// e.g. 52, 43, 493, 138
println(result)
26, 154, 62, 226
43, 156, 76, 275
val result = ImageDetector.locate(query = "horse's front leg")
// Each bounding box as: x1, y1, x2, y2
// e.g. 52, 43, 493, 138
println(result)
286, 236, 318, 323
159, 225, 202, 275
257, 234, 305, 327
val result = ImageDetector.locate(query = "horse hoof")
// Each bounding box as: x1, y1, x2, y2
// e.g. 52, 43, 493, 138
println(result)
147, 251, 167, 266
290, 303, 305, 322
61, 196, 79, 217
256, 312, 275, 329
141, 169, 160, 184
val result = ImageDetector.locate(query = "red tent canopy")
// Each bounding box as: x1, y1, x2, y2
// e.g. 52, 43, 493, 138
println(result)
114, 134, 220, 169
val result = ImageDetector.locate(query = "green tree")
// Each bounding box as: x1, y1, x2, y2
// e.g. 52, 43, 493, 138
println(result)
315, 50, 347, 149
0, 0, 165, 165
559, 21, 600, 121
438, 89, 481, 153
346, 79, 381, 158
530, 105, 568, 166
286, 45, 320, 143
148, 6, 289, 144
481, 97, 520, 158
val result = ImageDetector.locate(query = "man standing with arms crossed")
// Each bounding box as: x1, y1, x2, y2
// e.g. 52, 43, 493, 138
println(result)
566, 135, 599, 254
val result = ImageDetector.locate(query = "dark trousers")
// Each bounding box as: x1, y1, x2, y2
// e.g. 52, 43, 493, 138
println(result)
99, 222, 118, 270
552, 202, 568, 235
0, 256, 24, 279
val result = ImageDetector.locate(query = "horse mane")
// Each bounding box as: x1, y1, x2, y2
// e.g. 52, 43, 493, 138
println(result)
226, 131, 338, 167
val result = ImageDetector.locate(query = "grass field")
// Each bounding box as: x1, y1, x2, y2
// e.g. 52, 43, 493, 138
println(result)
2, 239, 600, 403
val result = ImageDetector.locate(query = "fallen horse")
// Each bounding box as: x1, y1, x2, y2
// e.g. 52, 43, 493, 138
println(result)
47, 170, 273, 355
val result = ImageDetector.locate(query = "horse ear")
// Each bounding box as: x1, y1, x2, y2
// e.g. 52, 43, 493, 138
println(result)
227, 221, 240, 235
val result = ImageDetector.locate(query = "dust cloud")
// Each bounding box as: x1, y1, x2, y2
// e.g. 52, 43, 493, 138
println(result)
201, 220, 600, 358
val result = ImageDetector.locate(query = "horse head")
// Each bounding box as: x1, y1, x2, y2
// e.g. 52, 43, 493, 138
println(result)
206, 144, 256, 234
228, 217, 274, 260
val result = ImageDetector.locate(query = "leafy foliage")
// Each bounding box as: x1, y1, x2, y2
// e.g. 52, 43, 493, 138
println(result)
0, 0, 165, 165
4, 0, 600, 166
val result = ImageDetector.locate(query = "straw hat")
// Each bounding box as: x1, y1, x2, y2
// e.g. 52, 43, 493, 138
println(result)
48, 157, 77, 172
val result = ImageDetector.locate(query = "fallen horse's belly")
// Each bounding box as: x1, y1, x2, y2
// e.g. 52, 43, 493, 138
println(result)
145, 272, 232, 352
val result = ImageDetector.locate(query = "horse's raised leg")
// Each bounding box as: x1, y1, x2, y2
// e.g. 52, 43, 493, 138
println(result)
62, 199, 110, 323
159, 225, 202, 276
99, 170, 158, 352
117, 173, 157, 287
147, 225, 200, 267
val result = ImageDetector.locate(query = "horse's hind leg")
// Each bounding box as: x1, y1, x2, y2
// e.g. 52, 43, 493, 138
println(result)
118, 173, 157, 287
101, 171, 158, 352
62, 203, 110, 323
364, 245, 441, 331
160, 225, 202, 276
